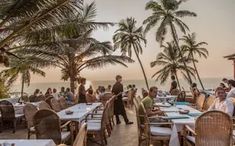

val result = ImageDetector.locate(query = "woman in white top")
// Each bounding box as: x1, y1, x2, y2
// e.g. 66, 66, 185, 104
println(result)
209, 87, 234, 116
226, 80, 235, 98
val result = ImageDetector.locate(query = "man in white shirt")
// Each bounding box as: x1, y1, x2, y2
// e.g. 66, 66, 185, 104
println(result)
226, 80, 235, 98
209, 87, 234, 116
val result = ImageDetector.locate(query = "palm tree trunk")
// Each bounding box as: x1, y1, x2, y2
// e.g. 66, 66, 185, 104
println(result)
191, 54, 205, 90
170, 22, 193, 85
70, 75, 76, 94
21, 74, 25, 98
175, 73, 181, 90
133, 47, 149, 90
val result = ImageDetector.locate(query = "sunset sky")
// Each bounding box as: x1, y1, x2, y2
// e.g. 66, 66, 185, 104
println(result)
15, 0, 235, 83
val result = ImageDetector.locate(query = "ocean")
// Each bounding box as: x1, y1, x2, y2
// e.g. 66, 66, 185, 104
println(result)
10, 77, 230, 95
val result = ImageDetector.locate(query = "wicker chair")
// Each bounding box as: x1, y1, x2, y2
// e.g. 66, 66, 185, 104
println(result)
50, 98, 62, 112
133, 97, 147, 146
192, 93, 206, 111
86, 101, 109, 146
184, 110, 233, 146
142, 102, 173, 146
73, 123, 87, 146
59, 97, 68, 110
100, 92, 112, 106
23, 103, 38, 139
38, 101, 52, 110
202, 95, 216, 111
0, 100, 23, 133
33, 109, 72, 145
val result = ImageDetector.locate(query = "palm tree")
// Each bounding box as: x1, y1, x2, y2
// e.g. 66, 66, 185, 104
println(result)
0, 0, 83, 65
180, 33, 208, 90
0, 56, 47, 97
143, 0, 197, 85
113, 17, 149, 90
150, 42, 195, 89
14, 3, 134, 93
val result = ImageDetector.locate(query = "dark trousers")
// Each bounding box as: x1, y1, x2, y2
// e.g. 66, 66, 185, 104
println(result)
115, 112, 129, 124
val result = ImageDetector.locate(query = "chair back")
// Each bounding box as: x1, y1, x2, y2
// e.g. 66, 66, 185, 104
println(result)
38, 101, 51, 110
202, 95, 216, 111
136, 96, 142, 105
0, 100, 15, 120
23, 103, 38, 129
45, 96, 54, 107
195, 110, 233, 146
196, 94, 206, 111
108, 96, 115, 120
133, 98, 144, 142
59, 97, 68, 109
33, 109, 62, 145
73, 123, 87, 146
50, 98, 61, 112
100, 92, 112, 105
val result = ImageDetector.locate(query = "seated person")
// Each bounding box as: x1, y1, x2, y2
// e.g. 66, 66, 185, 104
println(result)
141, 86, 163, 117
208, 87, 234, 116
86, 88, 96, 103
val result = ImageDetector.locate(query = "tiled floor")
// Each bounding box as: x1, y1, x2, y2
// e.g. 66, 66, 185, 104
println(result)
0, 109, 138, 146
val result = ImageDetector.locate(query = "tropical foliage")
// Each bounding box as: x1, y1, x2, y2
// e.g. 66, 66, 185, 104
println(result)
181, 32, 208, 89
143, 0, 197, 85
11, 2, 134, 93
0, 0, 83, 65
150, 42, 195, 88
0, 78, 9, 99
0, 56, 48, 97
113, 17, 149, 90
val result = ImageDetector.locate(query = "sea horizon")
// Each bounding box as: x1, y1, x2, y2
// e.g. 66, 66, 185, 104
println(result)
10, 77, 233, 95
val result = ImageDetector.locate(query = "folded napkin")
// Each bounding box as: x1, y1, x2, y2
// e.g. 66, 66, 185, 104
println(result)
188, 112, 201, 117
161, 115, 189, 120
175, 102, 190, 105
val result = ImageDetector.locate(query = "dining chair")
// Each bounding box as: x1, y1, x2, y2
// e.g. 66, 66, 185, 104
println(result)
0, 100, 23, 133
59, 97, 68, 110
23, 103, 38, 139
38, 101, 52, 110
33, 109, 72, 145
50, 98, 62, 112
73, 123, 87, 146
184, 110, 233, 146
202, 95, 216, 111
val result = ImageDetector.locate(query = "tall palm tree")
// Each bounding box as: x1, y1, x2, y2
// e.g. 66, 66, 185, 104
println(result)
143, 0, 197, 85
14, 3, 134, 93
0, 0, 83, 65
150, 42, 195, 89
0, 56, 47, 97
113, 17, 149, 90
180, 33, 208, 90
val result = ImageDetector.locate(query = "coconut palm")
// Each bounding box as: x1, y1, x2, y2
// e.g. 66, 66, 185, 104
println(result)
14, 3, 134, 93
180, 33, 208, 90
143, 0, 197, 85
113, 17, 149, 90
0, 0, 83, 65
151, 42, 196, 89
0, 56, 48, 97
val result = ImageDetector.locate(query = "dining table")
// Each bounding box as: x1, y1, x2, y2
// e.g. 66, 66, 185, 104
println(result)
0, 139, 56, 146
57, 102, 102, 122
159, 104, 202, 146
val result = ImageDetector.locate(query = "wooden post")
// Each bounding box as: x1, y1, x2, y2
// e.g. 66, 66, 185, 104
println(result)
233, 60, 235, 79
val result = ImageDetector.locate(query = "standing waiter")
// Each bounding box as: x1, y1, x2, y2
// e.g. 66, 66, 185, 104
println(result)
112, 75, 133, 125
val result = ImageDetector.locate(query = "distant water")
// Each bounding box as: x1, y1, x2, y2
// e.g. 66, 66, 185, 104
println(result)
10, 77, 229, 95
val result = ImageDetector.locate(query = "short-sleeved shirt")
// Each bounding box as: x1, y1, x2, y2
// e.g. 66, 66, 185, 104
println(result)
141, 96, 154, 110
227, 87, 235, 98
208, 98, 234, 116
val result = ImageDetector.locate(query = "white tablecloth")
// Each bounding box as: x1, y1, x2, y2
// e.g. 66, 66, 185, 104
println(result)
160, 105, 202, 146
0, 139, 56, 146
57, 102, 102, 122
